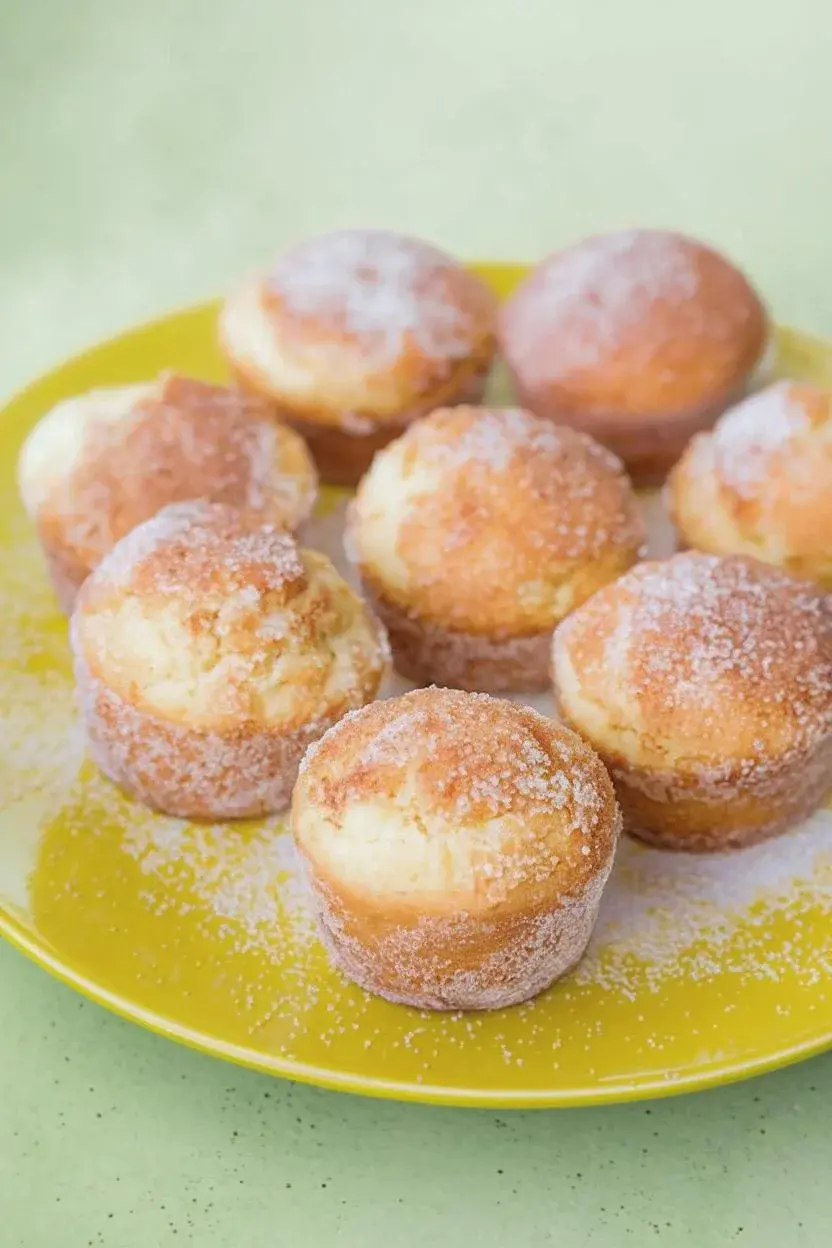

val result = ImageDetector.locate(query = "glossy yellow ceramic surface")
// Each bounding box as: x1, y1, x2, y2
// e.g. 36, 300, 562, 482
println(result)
0, 263, 830, 1106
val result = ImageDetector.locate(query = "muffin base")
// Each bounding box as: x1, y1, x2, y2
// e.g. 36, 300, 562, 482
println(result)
364, 588, 552, 693
75, 658, 328, 820
302, 865, 611, 1011
558, 715, 832, 852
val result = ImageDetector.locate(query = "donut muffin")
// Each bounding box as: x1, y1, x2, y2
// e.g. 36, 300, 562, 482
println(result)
71, 501, 388, 819
347, 405, 644, 692
552, 552, 832, 851
18, 372, 317, 612
219, 229, 498, 485
499, 229, 768, 485
668, 381, 832, 587
292, 687, 620, 1010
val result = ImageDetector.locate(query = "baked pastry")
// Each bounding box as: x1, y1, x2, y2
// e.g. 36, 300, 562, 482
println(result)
668, 381, 832, 587
18, 371, 317, 612
71, 500, 388, 819
552, 552, 832, 851
218, 229, 498, 485
499, 229, 768, 485
346, 405, 645, 692
292, 687, 620, 1010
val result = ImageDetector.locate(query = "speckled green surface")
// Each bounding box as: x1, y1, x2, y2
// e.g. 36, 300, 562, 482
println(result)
1, 3, 831, 1244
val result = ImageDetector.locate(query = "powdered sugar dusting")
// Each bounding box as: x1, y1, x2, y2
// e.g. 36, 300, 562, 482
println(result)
91, 499, 304, 598
712, 381, 826, 498
575, 812, 832, 994
300, 687, 612, 839
268, 229, 490, 366
590, 552, 831, 730
349, 405, 645, 648
309, 867, 611, 1011
423, 405, 570, 473
120, 807, 316, 955
502, 228, 763, 379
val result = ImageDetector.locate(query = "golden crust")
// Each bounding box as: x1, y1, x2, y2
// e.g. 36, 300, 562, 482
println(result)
292, 688, 620, 1009
668, 382, 832, 587
18, 372, 317, 611
499, 230, 768, 485
73, 500, 388, 733
218, 230, 498, 483
552, 552, 832, 851
71, 501, 388, 818
348, 405, 644, 654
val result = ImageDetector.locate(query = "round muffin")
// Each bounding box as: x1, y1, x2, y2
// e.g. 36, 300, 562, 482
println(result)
668, 381, 832, 587
347, 405, 645, 692
71, 501, 388, 820
18, 371, 317, 612
552, 552, 832, 851
218, 229, 498, 485
292, 687, 620, 1010
499, 229, 768, 485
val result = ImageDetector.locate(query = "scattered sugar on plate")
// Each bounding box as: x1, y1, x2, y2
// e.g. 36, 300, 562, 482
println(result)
0, 485, 830, 1076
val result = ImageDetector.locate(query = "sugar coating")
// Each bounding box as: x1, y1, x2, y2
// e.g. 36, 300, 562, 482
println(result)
309, 866, 611, 1011
558, 554, 832, 744
73, 500, 389, 730
502, 229, 762, 377
553, 552, 832, 848
70, 501, 388, 818
669, 382, 832, 586
16, 373, 317, 609
299, 688, 613, 835
623, 556, 829, 726
349, 406, 645, 640
292, 688, 620, 1010
267, 229, 492, 367
91, 497, 305, 597
712, 381, 824, 497
18, 382, 154, 515
74, 660, 335, 819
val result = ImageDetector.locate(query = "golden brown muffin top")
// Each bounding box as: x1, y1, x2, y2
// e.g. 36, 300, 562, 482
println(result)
72, 501, 388, 732
349, 405, 645, 635
554, 551, 832, 772
293, 687, 620, 916
669, 382, 832, 585
500, 229, 767, 421
219, 230, 497, 422
18, 372, 317, 570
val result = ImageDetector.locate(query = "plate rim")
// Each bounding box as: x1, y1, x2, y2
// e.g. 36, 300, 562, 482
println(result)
2, 907, 830, 1107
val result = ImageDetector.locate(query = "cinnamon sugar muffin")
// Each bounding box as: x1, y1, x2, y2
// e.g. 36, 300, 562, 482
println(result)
219, 229, 498, 485
552, 552, 832, 851
71, 501, 388, 819
347, 405, 645, 692
499, 230, 768, 485
18, 372, 317, 612
292, 687, 620, 1010
668, 381, 832, 587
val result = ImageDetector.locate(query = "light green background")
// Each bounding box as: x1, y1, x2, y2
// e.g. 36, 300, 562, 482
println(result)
1, 2, 830, 1244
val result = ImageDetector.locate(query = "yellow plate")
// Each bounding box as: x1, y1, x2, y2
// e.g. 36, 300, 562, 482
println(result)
1, 263, 830, 1107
